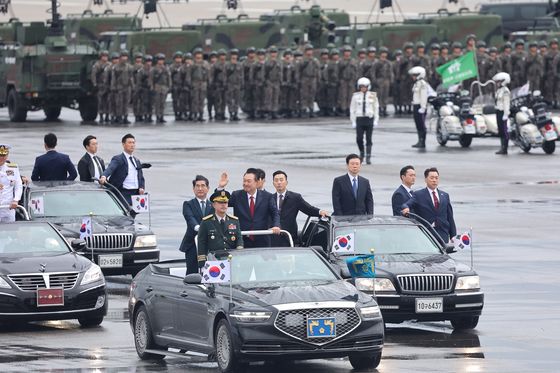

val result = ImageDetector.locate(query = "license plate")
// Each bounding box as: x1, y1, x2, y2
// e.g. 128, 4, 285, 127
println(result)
37, 288, 64, 307
415, 298, 443, 313
307, 317, 336, 338
464, 124, 476, 134
99, 254, 123, 268
544, 130, 558, 141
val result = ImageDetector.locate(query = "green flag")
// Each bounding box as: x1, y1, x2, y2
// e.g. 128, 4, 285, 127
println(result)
436, 51, 478, 87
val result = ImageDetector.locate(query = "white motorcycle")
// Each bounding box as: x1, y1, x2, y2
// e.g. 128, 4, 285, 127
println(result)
429, 92, 463, 146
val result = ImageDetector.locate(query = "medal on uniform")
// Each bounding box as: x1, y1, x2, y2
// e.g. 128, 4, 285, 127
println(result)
231, 236, 236, 241
228, 224, 235, 230
211, 234, 215, 240
6, 170, 13, 176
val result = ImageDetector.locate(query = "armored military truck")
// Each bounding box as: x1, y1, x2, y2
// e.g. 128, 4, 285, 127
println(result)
64, 9, 142, 44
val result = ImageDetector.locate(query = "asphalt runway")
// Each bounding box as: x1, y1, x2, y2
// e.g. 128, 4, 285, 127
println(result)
0, 107, 559, 372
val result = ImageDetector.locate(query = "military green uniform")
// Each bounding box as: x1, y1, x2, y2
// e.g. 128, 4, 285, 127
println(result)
197, 214, 244, 268
252, 56, 267, 118
191, 56, 210, 121
373, 57, 393, 117
264, 53, 281, 119
91, 57, 110, 122
137, 62, 153, 122
149, 60, 171, 123
111, 60, 134, 123
526, 50, 543, 92
242, 50, 256, 119
337, 54, 357, 116
132, 58, 144, 121
170, 61, 185, 119
300, 51, 320, 116
181, 58, 193, 120
210, 58, 227, 120
226, 57, 243, 121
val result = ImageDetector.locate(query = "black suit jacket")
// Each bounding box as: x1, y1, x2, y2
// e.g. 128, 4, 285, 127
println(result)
179, 198, 214, 253
391, 185, 413, 216
272, 190, 321, 246
102, 153, 145, 190
77, 153, 106, 182
31, 150, 77, 181
228, 189, 280, 248
332, 174, 374, 216
402, 187, 457, 243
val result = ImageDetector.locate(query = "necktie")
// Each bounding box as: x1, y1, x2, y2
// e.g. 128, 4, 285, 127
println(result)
129, 156, 137, 169
278, 194, 284, 211
200, 200, 206, 213
220, 218, 225, 231
432, 191, 440, 209
93, 156, 102, 177
249, 196, 255, 218
352, 178, 358, 199
362, 92, 366, 116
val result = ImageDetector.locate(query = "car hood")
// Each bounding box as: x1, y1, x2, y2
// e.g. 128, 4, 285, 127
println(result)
0, 252, 90, 275
40, 215, 150, 238
233, 280, 372, 307
333, 253, 474, 278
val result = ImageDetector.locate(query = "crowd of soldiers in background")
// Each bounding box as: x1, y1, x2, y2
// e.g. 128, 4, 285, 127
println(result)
89, 34, 560, 124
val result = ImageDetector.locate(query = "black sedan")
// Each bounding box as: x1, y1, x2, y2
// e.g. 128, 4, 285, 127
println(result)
301, 216, 484, 330
0, 222, 107, 326
129, 247, 384, 372
22, 181, 159, 276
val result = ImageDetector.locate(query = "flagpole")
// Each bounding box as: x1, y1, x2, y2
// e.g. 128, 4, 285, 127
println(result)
469, 227, 474, 270
370, 248, 375, 298
89, 211, 94, 262
228, 254, 233, 307
472, 51, 483, 97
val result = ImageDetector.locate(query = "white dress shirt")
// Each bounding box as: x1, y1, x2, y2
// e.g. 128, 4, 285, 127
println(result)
122, 151, 139, 190
428, 187, 439, 207
402, 184, 413, 197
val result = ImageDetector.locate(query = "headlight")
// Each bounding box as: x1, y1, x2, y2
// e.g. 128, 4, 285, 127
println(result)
455, 275, 480, 291
375, 278, 397, 292
134, 235, 157, 248
81, 264, 105, 286
230, 310, 272, 323
355, 278, 397, 292
0, 276, 11, 289
355, 278, 375, 291
359, 305, 381, 319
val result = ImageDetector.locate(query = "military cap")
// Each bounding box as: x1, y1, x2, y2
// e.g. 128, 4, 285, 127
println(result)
294, 50, 303, 57
156, 53, 166, 60
304, 44, 314, 51
394, 49, 403, 56
440, 41, 449, 49
550, 38, 559, 46
416, 41, 425, 49
209, 50, 218, 57
330, 48, 339, 56
229, 48, 239, 55
515, 38, 525, 46
246, 46, 256, 54
144, 54, 153, 62
326, 43, 336, 49
173, 51, 183, 58
99, 50, 109, 57
257, 48, 266, 55
217, 49, 226, 56
110, 52, 120, 59
134, 52, 144, 59
452, 41, 462, 49
120, 50, 129, 57
538, 40, 547, 48
431, 43, 441, 50
184, 52, 193, 59
476, 40, 486, 48
0, 144, 10, 156
379, 46, 389, 53
358, 48, 367, 54
341, 45, 352, 52
488, 47, 498, 53
320, 48, 329, 55
283, 49, 293, 56
503, 41, 512, 49
193, 47, 204, 54
465, 33, 476, 41
268, 46, 278, 53
403, 41, 414, 49
528, 40, 538, 48
210, 190, 231, 203
367, 46, 377, 53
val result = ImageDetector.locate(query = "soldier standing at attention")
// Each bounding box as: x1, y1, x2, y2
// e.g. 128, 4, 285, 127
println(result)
485, 48, 502, 94
451, 41, 463, 59
300, 44, 320, 118
252, 49, 267, 119
526, 41, 543, 92
132, 52, 144, 123
373, 47, 393, 118
264, 46, 281, 120
137, 55, 153, 123
280, 49, 294, 118
409, 66, 429, 149
170, 51, 184, 121
190, 48, 210, 122
242, 47, 256, 119
91, 50, 110, 123
111, 50, 134, 124
399, 43, 415, 114
476, 41, 489, 95
365, 47, 377, 83
225, 49, 243, 121
412, 42, 432, 88
197, 190, 243, 269
317, 48, 330, 116
392, 49, 403, 114
326, 49, 340, 117
104, 52, 120, 124
207, 51, 218, 120
511, 39, 527, 89
499, 42, 513, 76
211, 49, 228, 121
182, 53, 193, 120
150, 54, 171, 124
357, 48, 373, 89
545, 39, 559, 108
293, 50, 304, 117
338, 45, 358, 117
429, 44, 441, 89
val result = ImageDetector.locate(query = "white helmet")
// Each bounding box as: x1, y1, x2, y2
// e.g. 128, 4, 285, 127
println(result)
492, 72, 510, 85
357, 77, 371, 89
408, 66, 426, 79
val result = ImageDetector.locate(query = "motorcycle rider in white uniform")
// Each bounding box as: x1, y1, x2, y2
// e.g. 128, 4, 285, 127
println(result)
350, 77, 379, 164
0, 144, 23, 222
409, 66, 429, 149
493, 72, 511, 155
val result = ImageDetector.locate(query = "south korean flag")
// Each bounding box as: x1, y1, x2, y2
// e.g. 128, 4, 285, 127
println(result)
201, 260, 231, 284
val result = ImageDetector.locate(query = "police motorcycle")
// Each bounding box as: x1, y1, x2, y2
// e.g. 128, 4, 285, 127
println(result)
509, 90, 558, 154
429, 88, 476, 147
470, 80, 500, 137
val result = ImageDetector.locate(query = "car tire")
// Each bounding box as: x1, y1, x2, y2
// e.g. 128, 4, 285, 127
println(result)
451, 316, 479, 330
215, 319, 245, 373
78, 315, 104, 327
348, 351, 382, 370
134, 305, 165, 360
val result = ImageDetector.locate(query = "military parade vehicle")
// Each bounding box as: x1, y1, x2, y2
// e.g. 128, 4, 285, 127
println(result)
64, 9, 142, 44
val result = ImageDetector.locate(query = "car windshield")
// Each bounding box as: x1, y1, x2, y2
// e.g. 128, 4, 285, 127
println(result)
217, 249, 338, 285
333, 224, 441, 255
29, 190, 126, 218
0, 224, 70, 257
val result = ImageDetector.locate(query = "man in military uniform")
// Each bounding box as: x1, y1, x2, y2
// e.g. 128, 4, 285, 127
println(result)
451, 42, 463, 59
226, 49, 243, 121
207, 51, 218, 120
293, 49, 304, 117
191, 48, 210, 122
475, 41, 489, 96
104, 52, 120, 123
526, 41, 543, 92
317, 48, 330, 116
264, 46, 281, 120
111, 50, 134, 124
182, 53, 193, 120
511, 39, 527, 89
170, 51, 184, 121
300, 44, 321, 117
399, 42, 415, 114
392, 49, 403, 114
137, 55, 153, 123
0, 145, 22, 223
412, 42, 432, 84
539, 40, 548, 56
132, 52, 144, 123
197, 190, 243, 269
252, 48, 267, 119
91, 50, 110, 123
280, 49, 295, 118
429, 43, 441, 88
360, 47, 376, 89
465, 34, 476, 52
485, 47, 502, 94
326, 48, 340, 116
149, 54, 171, 123
211, 49, 228, 121
338, 45, 357, 116
242, 47, 256, 119
500, 42, 513, 76
545, 39, 559, 107
374, 47, 393, 117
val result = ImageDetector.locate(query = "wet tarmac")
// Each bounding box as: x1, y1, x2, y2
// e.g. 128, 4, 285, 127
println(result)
1, 108, 559, 372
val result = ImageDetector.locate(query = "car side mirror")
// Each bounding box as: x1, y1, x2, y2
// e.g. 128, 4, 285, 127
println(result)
445, 244, 456, 254
71, 239, 87, 251
184, 273, 202, 285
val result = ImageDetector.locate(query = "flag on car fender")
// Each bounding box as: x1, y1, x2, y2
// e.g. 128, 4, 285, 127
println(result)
453, 232, 471, 250
202, 260, 231, 284
79, 217, 92, 240
132, 194, 149, 213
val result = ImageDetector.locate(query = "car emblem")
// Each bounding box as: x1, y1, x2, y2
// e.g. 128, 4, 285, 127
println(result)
39, 263, 47, 273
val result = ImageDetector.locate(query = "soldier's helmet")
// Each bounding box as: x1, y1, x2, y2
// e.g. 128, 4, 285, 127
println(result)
304, 44, 314, 51
99, 50, 109, 57
330, 48, 339, 56
431, 43, 441, 50
156, 53, 166, 60
538, 40, 547, 48
193, 47, 204, 55
528, 40, 538, 48
488, 47, 498, 54
550, 38, 559, 46
184, 52, 193, 59
257, 48, 266, 55
367, 46, 377, 53
209, 50, 218, 58
268, 46, 278, 53
440, 41, 449, 49
217, 49, 227, 56
246, 46, 256, 54
514, 38, 525, 46
416, 41, 426, 49
294, 50, 303, 57
110, 52, 120, 60
283, 49, 293, 56
403, 41, 414, 50
394, 49, 403, 56
134, 52, 144, 59
451, 41, 462, 49
358, 48, 367, 55
465, 33, 476, 42
144, 54, 153, 62
476, 40, 486, 48
326, 43, 336, 49
379, 46, 389, 54
342, 45, 352, 52
173, 51, 183, 59
120, 50, 129, 57
320, 48, 329, 55
230, 48, 239, 55
503, 41, 512, 49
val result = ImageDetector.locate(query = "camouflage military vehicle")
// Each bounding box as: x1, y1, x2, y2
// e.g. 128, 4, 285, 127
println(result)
0, 19, 19, 42
99, 29, 201, 61
509, 15, 560, 43
64, 10, 142, 44
0, 2, 98, 122
336, 23, 439, 51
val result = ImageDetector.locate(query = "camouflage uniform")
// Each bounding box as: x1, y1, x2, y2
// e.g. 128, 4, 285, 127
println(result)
225, 50, 243, 121
190, 51, 210, 121
264, 48, 281, 119
359, 49, 375, 88
392, 50, 403, 114
326, 50, 340, 116
373, 49, 393, 117
280, 51, 295, 117
210, 50, 228, 121
111, 52, 134, 124
485, 48, 502, 95
181, 55, 193, 120
104, 54, 119, 122
432, 47, 449, 90
132, 54, 144, 122
149, 54, 171, 123
137, 55, 153, 123
399, 44, 415, 114
170, 52, 185, 120
543, 44, 558, 104
412, 42, 432, 86
252, 50, 267, 118
337, 47, 358, 116
499, 43, 513, 76
293, 50, 304, 116
242, 48, 256, 119
511, 41, 527, 89
317, 49, 330, 116
525, 47, 544, 92
207, 51, 218, 120
91, 52, 110, 123
300, 46, 321, 117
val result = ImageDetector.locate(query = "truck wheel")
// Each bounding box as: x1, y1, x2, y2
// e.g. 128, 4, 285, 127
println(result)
542, 141, 556, 154
7, 89, 27, 122
44, 106, 62, 121
79, 97, 98, 122
459, 134, 473, 148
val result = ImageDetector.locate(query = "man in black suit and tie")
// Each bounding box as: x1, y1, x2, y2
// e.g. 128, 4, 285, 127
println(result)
179, 175, 214, 274
77, 135, 106, 182
402, 167, 457, 243
31, 133, 77, 182
99, 133, 145, 205
332, 154, 374, 216
271, 170, 329, 246
218, 170, 280, 248
391, 165, 416, 216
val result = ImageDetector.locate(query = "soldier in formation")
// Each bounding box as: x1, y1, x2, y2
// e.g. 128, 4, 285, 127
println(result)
91, 50, 110, 123
111, 50, 134, 124
150, 54, 171, 124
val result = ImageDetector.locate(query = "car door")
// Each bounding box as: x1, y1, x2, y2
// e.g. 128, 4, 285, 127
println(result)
175, 282, 213, 345
146, 274, 183, 341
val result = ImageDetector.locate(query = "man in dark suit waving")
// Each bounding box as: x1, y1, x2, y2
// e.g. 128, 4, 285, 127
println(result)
402, 167, 456, 243
271, 170, 329, 246
31, 133, 77, 181
99, 133, 145, 205
179, 175, 214, 274
218, 169, 280, 248
391, 165, 416, 216
77, 135, 106, 182
332, 154, 374, 216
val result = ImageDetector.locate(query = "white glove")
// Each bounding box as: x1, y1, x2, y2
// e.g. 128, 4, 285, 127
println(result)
418, 107, 426, 114
373, 120, 379, 127
351, 122, 356, 129
502, 115, 508, 121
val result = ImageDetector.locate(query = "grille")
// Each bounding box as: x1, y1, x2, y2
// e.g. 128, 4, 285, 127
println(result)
8, 272, 79, 291
397, 274, 454, 294
274, 307, 361, 346
85, 233, 133, 251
